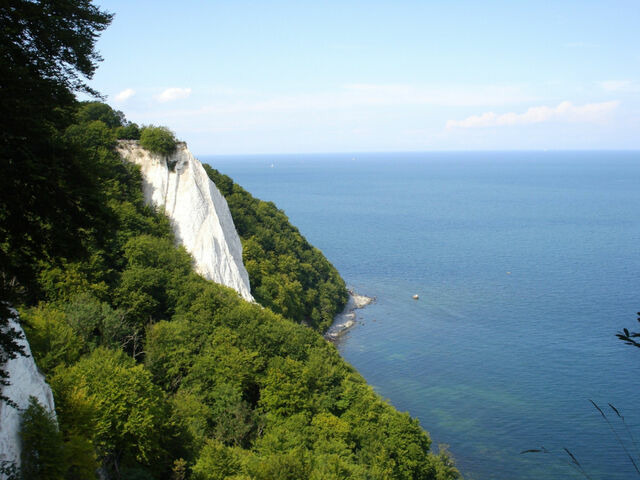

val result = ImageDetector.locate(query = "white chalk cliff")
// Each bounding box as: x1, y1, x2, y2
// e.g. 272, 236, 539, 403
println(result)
117, 140, 253, 302
0, 310, 56, 474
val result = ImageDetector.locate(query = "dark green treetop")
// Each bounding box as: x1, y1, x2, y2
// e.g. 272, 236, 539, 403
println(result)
140, 126, 178, 156
0, 0, 112, 408
76, 102, 125, 128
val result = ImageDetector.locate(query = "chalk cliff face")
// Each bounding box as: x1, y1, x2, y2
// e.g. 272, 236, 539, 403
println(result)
117, 141, 254, 302
0, 311, 56, 473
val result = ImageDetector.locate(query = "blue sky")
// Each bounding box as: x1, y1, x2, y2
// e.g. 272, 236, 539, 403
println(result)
89, 0, 640, 154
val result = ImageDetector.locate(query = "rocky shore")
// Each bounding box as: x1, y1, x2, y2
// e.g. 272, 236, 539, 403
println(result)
325, 289, 375, 340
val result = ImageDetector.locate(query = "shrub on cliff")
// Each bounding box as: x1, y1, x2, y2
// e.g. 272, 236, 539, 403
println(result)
116, 123, 141, 140
140, 126, 177, 156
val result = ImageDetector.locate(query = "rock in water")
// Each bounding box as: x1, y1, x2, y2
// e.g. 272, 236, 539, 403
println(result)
0, 310, 56, 474
117, 141, 254, 302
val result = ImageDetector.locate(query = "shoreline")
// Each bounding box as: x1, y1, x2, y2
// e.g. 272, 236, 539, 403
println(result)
325, 289, 375, 341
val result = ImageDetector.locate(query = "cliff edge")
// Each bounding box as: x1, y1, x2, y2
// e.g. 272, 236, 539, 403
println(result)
0, 310, 56, 474
117, 140, 253, 302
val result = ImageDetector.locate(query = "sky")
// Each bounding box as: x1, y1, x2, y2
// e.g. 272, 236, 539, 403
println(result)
88, 0, 640, 155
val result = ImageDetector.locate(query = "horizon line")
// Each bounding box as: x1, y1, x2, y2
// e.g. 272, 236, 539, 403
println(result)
196, 148, 640, 158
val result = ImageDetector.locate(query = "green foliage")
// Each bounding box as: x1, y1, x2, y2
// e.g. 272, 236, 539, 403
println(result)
245, 446, 312, 480
144, 274, 458, 479
54, 348, 171, 475
192, 439, 241, 480
0, 1, 113, 97
21, 304, 82, 375
203, 165, 348, 331
65, 119, 117, 151
116, 123, 141, 140
75, 102, 125, 128
49, 376, 100, 480
430, 446, 462, 480
140, 125, 178, 156
20, 397, 66, 480
0, 0, 113, 300
171, 458, 188, 480
114, 235, 194, 358
64, 292, 127, 351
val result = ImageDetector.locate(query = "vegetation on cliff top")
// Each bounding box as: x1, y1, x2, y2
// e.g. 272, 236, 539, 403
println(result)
139, 126, 178, 156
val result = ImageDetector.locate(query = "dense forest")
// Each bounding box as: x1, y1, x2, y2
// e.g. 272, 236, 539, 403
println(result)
0, 1, 460, 479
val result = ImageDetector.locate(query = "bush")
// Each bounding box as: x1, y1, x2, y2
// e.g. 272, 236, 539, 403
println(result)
140, 126, 177, 156
116, 123, 141, 140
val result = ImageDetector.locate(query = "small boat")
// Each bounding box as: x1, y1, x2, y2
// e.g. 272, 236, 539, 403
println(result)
412, 294, 419, 300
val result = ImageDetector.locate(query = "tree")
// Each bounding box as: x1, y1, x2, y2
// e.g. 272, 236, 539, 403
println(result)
117, 123, 141, 140
54, 348, 171, 475
49, 378, 100, 480
0, 1, 112, 97
192, 439, 242, 480
76, 101, 125, 128
140, 126, 178, 156
20, 397, 66, 480
0, 0, 113, 290
21, 303, 82, 375
0, 0, 112, 403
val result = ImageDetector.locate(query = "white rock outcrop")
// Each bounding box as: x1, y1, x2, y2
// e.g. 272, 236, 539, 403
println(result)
117, 141, 253, 302
0, 311, 56, 474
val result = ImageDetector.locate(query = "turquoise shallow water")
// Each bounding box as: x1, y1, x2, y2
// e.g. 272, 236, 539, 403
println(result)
202, 151, 640, 480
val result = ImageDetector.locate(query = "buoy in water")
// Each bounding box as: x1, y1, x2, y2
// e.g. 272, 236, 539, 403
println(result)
412, 294, 419, 300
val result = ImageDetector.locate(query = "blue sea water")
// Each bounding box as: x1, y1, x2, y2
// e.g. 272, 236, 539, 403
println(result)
202, 151, 640, 480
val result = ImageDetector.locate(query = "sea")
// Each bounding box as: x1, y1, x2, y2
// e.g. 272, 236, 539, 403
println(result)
202, 151, 640, 480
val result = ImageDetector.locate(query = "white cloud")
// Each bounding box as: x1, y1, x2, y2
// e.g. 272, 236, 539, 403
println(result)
598, 80, 639, 93
446, 101, 619, 129
114, 88, 135, 102
150, 83, 537, 118
157, 87, 192, 102
339, 83, 530, 107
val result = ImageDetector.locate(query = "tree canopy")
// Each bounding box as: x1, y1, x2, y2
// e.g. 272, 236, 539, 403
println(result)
139, 126, 178, 157
0, 0, 112, 410
0, 0, 113, 97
